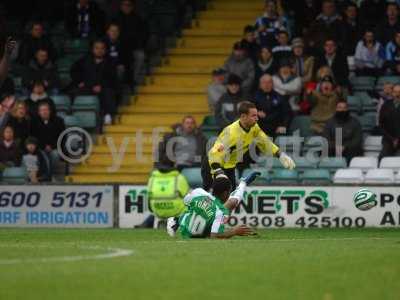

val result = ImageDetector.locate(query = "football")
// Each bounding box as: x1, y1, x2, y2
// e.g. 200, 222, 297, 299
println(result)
353, 189, 378, 211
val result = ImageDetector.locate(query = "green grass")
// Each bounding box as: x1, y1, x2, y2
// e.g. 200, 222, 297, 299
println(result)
0, 228, 399, 300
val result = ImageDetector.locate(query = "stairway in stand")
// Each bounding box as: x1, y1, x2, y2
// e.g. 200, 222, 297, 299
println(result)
67, 0, 263, 184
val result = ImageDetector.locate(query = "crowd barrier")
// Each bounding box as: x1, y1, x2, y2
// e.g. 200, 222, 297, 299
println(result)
0, 185, 399, 228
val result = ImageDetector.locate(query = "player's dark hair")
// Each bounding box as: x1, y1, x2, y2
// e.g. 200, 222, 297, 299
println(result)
212, 177, 232, 200
238, 101, 256, 115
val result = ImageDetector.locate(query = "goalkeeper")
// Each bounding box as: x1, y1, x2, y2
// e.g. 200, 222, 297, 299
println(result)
201, 101, 295, 189
167, 171, 261, 239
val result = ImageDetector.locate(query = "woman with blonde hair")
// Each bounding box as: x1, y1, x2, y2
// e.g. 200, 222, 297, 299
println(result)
7, 100, 31, 145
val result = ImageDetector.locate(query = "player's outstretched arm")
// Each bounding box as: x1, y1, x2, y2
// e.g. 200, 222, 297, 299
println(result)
210, 225, 254, 239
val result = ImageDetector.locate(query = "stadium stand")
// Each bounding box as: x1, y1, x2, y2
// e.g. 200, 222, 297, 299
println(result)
2, 0, 399, 185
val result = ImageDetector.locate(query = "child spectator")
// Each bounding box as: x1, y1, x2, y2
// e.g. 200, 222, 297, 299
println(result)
22, 136, 51, 183
0, 125, 21, 170
354, 29, 385, 77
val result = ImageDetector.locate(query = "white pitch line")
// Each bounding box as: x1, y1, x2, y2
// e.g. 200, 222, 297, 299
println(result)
0, 246, 133, 265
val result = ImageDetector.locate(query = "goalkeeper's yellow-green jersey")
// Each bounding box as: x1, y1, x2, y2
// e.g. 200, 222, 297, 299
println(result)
208, 120, 280, 169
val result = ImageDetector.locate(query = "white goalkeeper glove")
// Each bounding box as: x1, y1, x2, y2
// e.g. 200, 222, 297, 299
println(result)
279, 152, 296, 170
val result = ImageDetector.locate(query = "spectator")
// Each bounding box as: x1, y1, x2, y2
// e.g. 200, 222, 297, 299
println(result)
70, 39, 117, 125
241, 25, 260, 63
272, 30, 292, 63
254, 46, 278, 91
273, 60, 302, 112
323, 101, 363, 163
341, 3, 363, 56
288, 0, 319, 36
103, 23, 131, 84
25, 80, 56, 117
158, 116, 206, 171
31, 102, 65, 161
308, 0, 344, 49
379, 84, 400, 158
223, 42, 255, 96
292, 38, 314, 84
253, 74, 292, 138
22, 136, 51, 183
22, 48, 60, 94
307, 76, 339, 134
65, 0, 106, 38
375, 3, 400, 47
359, 0, 386, 29
385, 31, 400, 75
354, 29, 385, 77
0, 125, 21, 170
314, 39, 349, 88
207, 68, 227, 114
255, 0, 290, 47
113, 0, 147, 85
377, 82, 394, 127
215, 74, 243, 129
7, 100, 31, 145
17, 21, 56, 65
0, 92, 15, 131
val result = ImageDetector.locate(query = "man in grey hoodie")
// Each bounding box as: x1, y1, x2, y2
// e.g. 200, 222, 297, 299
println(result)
223, 42, 255, 96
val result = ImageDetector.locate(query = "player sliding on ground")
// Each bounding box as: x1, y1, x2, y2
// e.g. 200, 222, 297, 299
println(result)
202, 101, 296, 190
167, 171, 260, 239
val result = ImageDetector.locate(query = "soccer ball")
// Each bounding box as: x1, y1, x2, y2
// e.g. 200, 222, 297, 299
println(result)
353, 189, 378, 211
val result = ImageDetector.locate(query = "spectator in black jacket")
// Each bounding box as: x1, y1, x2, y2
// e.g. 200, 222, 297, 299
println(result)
0, 125, 21, 170
25, 80, 56, 118
17, 21, 57, 65
22, 48, 60, 94
314, 39, 349, 88
341, 3, 363, 56
215, 74, 243, 129
65, 0, 106, 38
31, 101, 65, 160
272, 30, 292, 64
70, 39, 117, 125
308, 0, 344, 49
7, 100, 31, 145
253, 74, 292, 138
379, 84, 400, 158
323, 101, 363, 163
113, 0, 147, 85
375, 3, 400, 47
158, 116, 207, 171
241, 25, 260, 63
103, 23, 131, 84
359, 0, 386, 29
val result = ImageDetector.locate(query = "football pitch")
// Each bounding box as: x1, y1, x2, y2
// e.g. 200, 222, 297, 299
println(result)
0, 228, 399, 300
